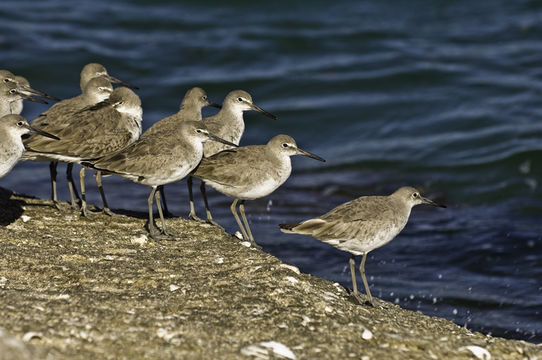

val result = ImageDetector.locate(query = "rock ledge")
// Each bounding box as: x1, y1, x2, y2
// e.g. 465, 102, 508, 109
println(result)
0, 189, 539, 359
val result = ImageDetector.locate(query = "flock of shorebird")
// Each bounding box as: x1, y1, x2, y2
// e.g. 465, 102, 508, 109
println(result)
0, 63, 445, 306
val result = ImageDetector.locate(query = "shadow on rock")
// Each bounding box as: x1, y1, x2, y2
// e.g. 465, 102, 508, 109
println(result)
0, 187, 24, 226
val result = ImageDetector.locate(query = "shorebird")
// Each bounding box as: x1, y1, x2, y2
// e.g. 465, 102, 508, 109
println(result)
83, 121, 237, 240
142, 87, 221, 216
190, 90, 277, 223
143, 87, 220, 136
0, 70, 58, 115
0, 82, 49, 118
78, 63, 139, 91
23, 87, 143, 217
0, 114, 59, 179
23, 63, 138, 209
279, 186, 445, 306
23, 76, 114, 208
192, 134, 325, 247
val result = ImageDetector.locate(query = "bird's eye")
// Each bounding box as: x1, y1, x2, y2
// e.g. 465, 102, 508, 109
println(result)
237, 97, 243, 102
196, 129, 203, 133
16, 121, 23, 127
3, 78, 10, 83
9, 89, 16, 94
282, 143, 288, 148
413, 192, 419, 198
202, 96, 207, 100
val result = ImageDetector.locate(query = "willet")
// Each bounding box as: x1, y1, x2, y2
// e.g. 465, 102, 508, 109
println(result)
0, 114, 59, 179
23, 76, 115, 208
191, 90, 277, 223
142, 87, 221, 216
23, 87, 142, 217
83, 121, 237, 240
0, 82, 48, 117
279, 186, 445, 306
0, 70, 58, 115
23, 63, 136, 209
143, 87, 220, 136
192, 134, 325, 247
78, 63, 139, 91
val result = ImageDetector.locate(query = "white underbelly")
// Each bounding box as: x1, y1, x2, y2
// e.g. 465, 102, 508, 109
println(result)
206, 176, 282, 200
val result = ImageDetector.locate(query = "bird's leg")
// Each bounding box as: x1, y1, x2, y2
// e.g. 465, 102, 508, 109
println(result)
230, 199, 249, 241
360, 252, 376, 307
239, 200, 260, 248
155, 188, 175, 240
95, 171, 123, 217
146, 186, 162, 240
158, 185, 174, 218
79, 168, 95, 218
66, 163, 81, 209
50, 161, 62, 210
186, 177, 201, 221
350, 255, 365, 305
201, 181, 221, 227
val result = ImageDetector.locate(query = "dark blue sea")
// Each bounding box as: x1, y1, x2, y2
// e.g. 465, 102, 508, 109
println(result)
1, 0, 541, 343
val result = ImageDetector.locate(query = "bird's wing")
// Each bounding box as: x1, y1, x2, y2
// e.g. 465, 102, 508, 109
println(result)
286, 215, 397, 248
192, 147, 265, 186
92, 135, 175, 177
24, 108, 123, 158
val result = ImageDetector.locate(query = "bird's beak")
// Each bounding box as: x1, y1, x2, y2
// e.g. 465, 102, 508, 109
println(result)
17, 91, 48, 105
207, 133, 238, 148
19, 84, 61, 101
421, 196, 446, 208
27, 124, 60, 140
107, 75, 139, 90
249, 103, 277, 120
75, 98, 112, 114
208, 101, 222, 109
295, 147, 326, 162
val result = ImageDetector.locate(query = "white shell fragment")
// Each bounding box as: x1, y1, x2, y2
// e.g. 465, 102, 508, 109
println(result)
461, 345, 491, 360
130, 234, 148, 246
361, 328, 373, 340
169, 284, 180, 292
241, 341, 296, 359
22, 331, 42, 342
285, 276, 298, 285
279, 264, 300, 274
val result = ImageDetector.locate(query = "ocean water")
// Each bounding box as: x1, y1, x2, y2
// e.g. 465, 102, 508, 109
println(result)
1, 0, 542, 342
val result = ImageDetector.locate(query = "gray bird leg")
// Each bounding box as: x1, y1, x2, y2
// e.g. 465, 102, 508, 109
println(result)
66, 163, 81, 209
187, 176, 201, 221
50, 161, 61, 209
147, 186, 162, 240
230, 199, 249, 241
360, 252, 375, 306
239, 200, 257, 247
79, 167, 93, 217
155, 187, 175, 240
95, 171, 122, 217
200, 181, 221, 227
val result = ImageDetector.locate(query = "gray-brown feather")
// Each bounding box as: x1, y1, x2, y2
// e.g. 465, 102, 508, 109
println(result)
193, 145, 281, 187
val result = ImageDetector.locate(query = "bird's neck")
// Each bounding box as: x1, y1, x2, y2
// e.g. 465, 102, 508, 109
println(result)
178, 104, 202, 121
220, 105, 245, 126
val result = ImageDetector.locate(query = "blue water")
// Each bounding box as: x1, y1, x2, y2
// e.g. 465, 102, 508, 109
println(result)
1, 0, 542, 342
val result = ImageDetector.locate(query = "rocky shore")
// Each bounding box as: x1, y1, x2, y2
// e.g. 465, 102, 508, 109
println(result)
0, 187, 539, 359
